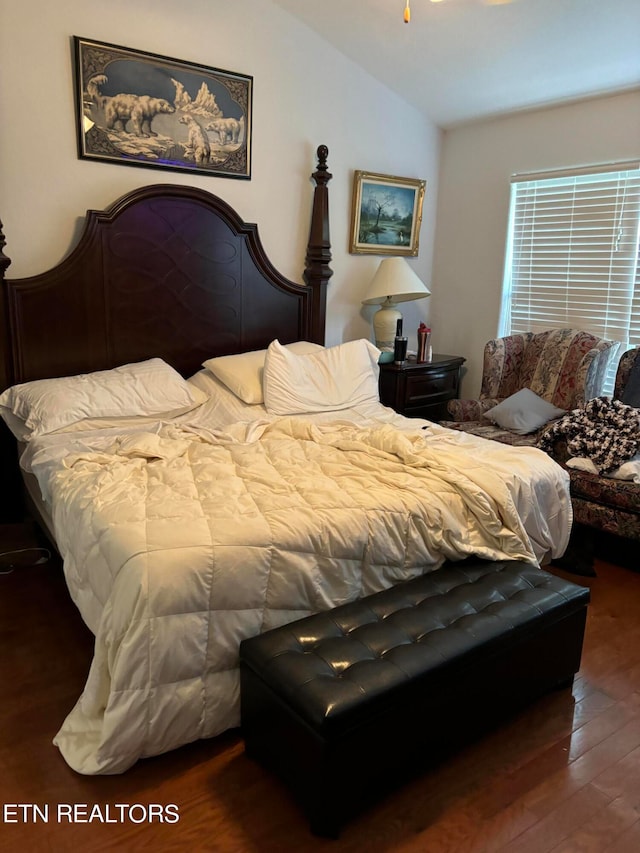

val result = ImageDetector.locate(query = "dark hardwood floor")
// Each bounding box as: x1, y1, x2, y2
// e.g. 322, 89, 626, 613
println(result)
1, 520, 639, 852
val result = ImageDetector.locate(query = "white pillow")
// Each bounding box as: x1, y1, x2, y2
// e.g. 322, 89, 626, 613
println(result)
263, 338, 381, 415
0, 397, 209, 443
202, 341, 324, 404
483, 388, 566, 435
566, 454, 640, 483
0, 358, 202, 440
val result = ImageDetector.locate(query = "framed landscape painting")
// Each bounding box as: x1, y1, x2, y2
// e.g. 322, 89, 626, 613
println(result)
350, 171, 426, 255
74, 36, 252, 179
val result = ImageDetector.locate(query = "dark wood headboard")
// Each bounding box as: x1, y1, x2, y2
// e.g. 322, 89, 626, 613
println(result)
0, 145, 332, 390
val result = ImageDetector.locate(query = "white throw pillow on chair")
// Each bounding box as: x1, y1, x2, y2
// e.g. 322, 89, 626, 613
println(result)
483, 388, 566, 435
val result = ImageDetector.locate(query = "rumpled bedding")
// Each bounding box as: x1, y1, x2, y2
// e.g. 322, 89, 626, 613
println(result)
22, 407, 571, 775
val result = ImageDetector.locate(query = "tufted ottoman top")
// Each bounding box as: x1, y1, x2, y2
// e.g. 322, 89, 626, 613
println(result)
240, 560, 590, 738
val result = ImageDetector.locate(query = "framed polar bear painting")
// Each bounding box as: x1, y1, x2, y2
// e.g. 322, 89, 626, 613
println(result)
73, 36, 253, 179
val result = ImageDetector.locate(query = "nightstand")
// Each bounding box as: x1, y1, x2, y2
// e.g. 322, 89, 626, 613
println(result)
378, 354, 466, 420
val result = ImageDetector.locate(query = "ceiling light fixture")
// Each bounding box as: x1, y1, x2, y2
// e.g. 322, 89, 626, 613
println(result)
405, 0, 446, 23
404, 0, 513, 20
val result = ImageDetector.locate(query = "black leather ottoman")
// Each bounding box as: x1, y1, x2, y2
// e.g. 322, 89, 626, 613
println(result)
239, 560, 590, 837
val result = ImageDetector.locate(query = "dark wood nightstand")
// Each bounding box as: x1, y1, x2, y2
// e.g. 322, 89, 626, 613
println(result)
378, 354, 466, 420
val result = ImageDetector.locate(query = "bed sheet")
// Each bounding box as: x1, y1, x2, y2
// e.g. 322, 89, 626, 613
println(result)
19, 371, 572, 774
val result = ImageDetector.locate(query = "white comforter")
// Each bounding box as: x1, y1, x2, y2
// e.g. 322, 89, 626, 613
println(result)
23, 403, 571, 775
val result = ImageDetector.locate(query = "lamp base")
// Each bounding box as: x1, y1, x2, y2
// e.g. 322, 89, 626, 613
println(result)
373, 303, 402, 350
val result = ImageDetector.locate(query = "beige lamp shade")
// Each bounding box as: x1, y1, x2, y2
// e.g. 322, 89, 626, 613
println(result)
362, 257, 430, 349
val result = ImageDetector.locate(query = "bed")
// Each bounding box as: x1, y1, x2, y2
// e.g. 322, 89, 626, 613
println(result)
0, 146, 572, 775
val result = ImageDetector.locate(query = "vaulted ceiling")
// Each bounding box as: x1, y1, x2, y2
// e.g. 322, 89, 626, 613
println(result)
272, 0, 640, 127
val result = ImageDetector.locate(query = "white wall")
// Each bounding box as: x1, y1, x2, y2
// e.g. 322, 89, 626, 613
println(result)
432, 90, 640, 398
0, 0, 440, 349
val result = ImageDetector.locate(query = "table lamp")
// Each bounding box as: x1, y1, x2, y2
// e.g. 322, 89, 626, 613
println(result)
362, 257, 430, 350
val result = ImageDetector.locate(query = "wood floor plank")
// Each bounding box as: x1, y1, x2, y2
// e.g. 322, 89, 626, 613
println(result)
590, 743, 640, 805
498, 783, 612, 853
603, 817, 640, 853
568, 692, 640, 761
548, 793, 640, 853
520, 717, 640, 820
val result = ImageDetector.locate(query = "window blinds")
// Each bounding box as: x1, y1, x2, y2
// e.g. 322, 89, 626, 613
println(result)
500, 161, 640, 394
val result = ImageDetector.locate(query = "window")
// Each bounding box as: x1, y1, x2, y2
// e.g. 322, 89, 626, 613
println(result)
500, 161, 640, 394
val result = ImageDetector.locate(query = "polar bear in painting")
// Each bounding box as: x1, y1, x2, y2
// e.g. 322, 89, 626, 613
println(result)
179, 114, 211, 165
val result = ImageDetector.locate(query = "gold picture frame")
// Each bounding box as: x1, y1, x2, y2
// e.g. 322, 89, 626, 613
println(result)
350, 171, 426, 255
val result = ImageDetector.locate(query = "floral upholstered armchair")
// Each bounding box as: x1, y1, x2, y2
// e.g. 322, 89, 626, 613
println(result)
543, 346, 640, 543
443, 328, 617, 447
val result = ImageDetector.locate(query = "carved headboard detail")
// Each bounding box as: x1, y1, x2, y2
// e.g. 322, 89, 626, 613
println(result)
0, 145, 332, 390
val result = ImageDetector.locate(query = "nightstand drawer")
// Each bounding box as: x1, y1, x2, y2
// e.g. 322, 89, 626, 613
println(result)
378, 354, 465, 421
405, 369, 458, 404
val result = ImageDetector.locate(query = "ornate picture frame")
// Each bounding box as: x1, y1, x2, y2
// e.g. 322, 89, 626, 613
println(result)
74, 36, 252, 179
350, 171, 426, 255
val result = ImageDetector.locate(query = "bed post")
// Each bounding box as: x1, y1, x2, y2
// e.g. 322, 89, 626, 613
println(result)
304, 145, 333, 345
0, 220, 12, 391
0, 221, 22, 522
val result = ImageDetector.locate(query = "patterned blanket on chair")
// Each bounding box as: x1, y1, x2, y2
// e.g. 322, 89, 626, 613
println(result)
539, 397, 640, 474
